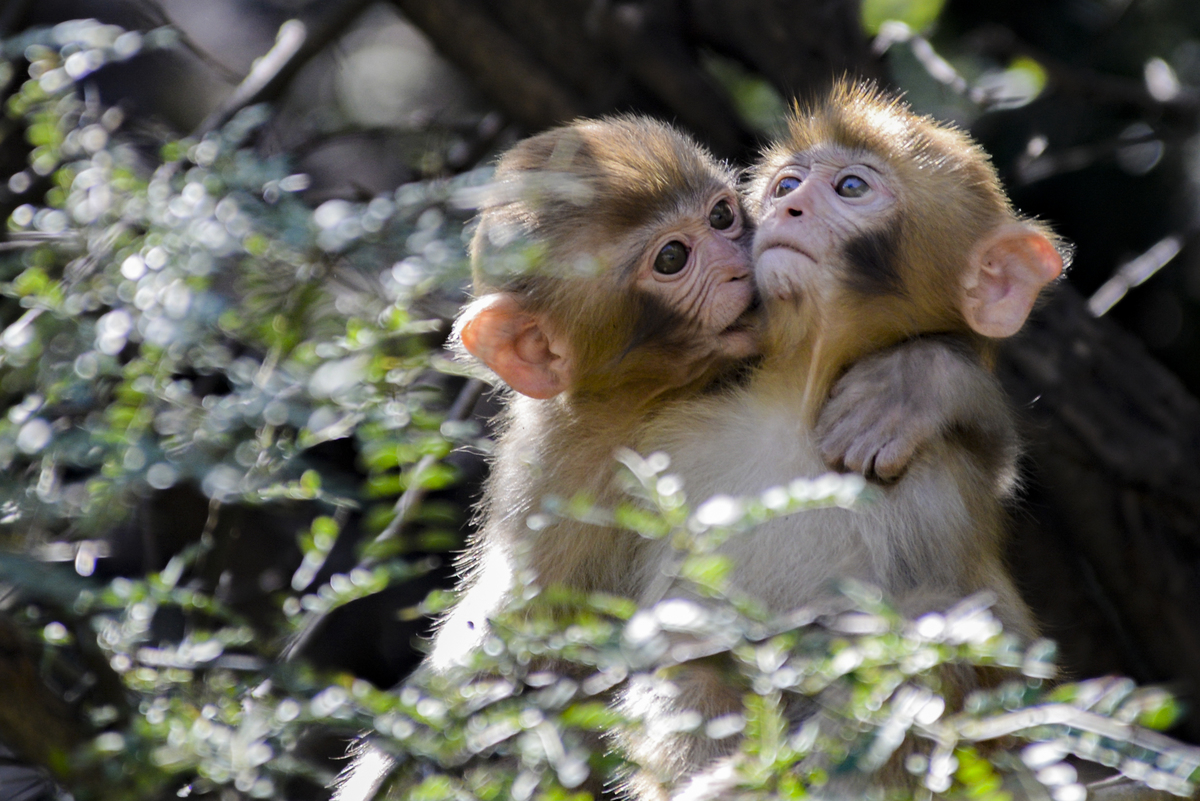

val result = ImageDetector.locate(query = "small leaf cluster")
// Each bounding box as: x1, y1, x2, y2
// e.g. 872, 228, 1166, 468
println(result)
320, 458, 1200, 801
0, 22, 483, 800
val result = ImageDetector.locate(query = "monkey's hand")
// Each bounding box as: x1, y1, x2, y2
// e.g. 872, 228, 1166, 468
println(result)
816, 336, 1017, 481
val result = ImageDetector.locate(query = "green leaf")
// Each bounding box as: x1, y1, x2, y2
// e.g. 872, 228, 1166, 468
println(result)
1134, 692, 1183, 731
560, 702, 622, 731
679, 554, 732, 593
861, 0, 946, 35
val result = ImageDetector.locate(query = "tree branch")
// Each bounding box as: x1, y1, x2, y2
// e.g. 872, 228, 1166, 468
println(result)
196, 0, 378, 137
389, 0, 584, 130
687, 0, 884, 100
597, 1, 750, 157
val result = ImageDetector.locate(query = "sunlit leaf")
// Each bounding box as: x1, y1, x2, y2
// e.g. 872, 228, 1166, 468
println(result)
861, 0, 946, 35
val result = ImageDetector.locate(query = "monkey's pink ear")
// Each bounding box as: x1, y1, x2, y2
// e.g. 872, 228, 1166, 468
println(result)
961, 225, 1063, 338
455, 294, 572, 399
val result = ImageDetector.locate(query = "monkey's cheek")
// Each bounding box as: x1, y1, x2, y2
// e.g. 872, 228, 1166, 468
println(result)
717, 328, 759, 358
710, 287, 760, 357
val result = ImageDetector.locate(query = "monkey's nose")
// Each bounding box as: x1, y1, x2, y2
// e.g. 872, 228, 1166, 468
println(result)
787, 207, 802, 217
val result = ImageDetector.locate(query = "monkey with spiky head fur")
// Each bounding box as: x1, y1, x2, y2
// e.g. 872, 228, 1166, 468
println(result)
623, 80, 1066, 800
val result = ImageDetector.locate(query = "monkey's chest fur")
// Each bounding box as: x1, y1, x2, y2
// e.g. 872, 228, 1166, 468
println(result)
640, 388, 983, 616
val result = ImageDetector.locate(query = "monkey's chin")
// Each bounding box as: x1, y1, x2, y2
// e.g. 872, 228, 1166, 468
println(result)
756, 246, 809, 302
716, 300, 762, 358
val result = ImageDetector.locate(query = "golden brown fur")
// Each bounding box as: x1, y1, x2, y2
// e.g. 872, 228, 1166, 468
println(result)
469, 116, 757, 402
742, 82, 1067, 421
335, 96, 1056, 801
622, 80, 1065, 800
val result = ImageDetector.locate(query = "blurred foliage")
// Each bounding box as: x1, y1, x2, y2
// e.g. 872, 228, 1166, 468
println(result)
0, 14, 1197, 801
0, 20, 481, 543
862, 0, 947, 36
700, 53, 789, 139
867, 0, 1200, 396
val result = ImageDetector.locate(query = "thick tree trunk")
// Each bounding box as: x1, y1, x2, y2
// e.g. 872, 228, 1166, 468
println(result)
1000, 285, 1200, 738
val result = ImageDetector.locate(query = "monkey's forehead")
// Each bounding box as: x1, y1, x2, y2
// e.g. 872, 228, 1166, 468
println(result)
490, 117, 737, 217
769, 117, 981, 171
762, 80, 990, 172
472, 185, 727, 268
755, 142, 885, 171
747, 114, 1007, 222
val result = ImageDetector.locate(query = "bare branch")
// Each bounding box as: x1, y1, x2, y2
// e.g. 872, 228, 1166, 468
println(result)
1088, 236, 1184, 317
195, 0, 378, 138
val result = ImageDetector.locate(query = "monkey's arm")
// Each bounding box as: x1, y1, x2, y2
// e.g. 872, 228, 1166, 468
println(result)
816, 336, 1019, 482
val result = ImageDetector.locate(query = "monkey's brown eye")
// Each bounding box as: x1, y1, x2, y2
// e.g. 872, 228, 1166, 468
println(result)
709, 199, 735, 230
773, 176, 801, 197
653, 241, 689, 275
836, 175, 870, 197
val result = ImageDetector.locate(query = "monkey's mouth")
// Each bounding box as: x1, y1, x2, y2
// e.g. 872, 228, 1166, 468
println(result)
755, 245, 811, 303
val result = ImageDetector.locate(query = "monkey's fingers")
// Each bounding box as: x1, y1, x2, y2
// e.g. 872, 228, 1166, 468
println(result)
818, 418, 897, 475
840, 434, 884, 477
815, 419, 857, 471
872, 437, 920, 481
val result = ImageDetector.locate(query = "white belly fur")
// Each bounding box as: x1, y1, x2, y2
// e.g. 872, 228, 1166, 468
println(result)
640, 388, 981, 617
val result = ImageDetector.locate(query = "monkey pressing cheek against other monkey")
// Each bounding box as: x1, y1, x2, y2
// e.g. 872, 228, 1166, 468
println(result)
334, 109, 1013, 801
429, 116, 760, 672
334, 116, 760, 801
625, 81, 1065, 799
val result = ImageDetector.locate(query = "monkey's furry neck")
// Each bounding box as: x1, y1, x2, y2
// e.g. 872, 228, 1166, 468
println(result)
759, 306, 875, 427
758, 296, 974, 426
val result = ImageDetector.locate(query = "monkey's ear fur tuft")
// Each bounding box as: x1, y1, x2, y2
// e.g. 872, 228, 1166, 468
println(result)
455, 293, 573, 399
961, 224, 1063, 338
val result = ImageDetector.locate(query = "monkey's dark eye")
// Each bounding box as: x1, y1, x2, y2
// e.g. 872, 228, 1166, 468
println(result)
653, 241, 689, 275
773, 176, 801, 198
836, 175, 870, 198
709, 199, 735, 230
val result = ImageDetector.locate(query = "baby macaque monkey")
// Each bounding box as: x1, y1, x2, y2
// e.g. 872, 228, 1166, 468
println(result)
429, 116, 761, 671
625, 81, 1066, 799
336, 115, 759, 801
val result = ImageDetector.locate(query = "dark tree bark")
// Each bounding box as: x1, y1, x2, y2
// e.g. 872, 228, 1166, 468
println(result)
387, 0, 881, 161
1001, 285, 1200, 739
